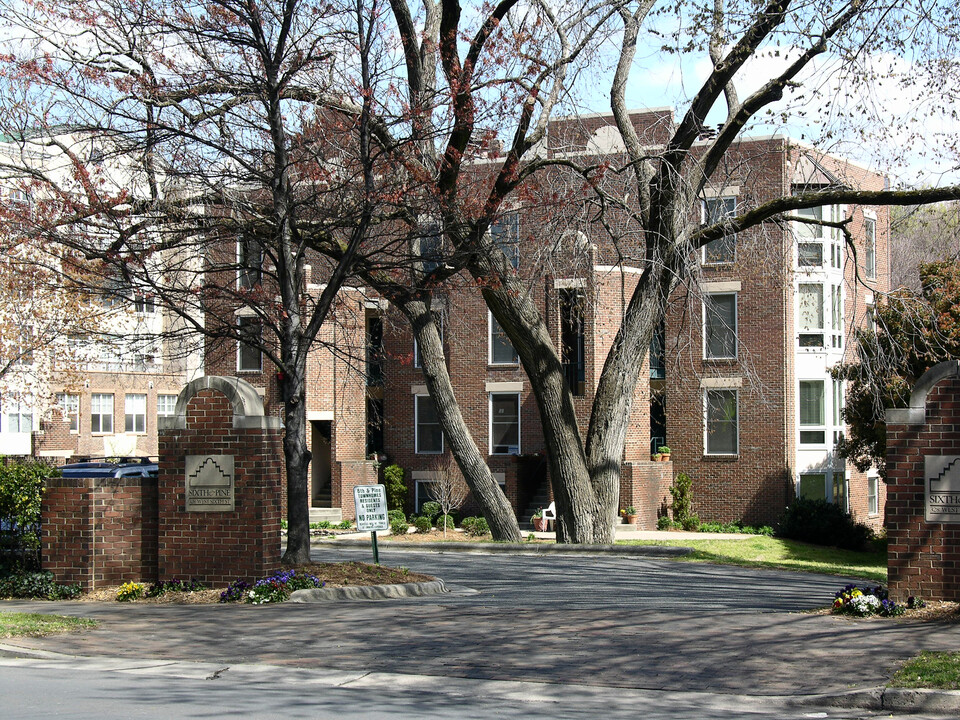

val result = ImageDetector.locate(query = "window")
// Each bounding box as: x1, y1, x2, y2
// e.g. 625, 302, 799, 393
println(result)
798, 283, 824, 348
366, 316, 384, 386
830, 284, 843, 349
649, 322, 665, 380
868, 475, 879, 516
56, 393, 80, 432
157, 394, 177, 418
832, 378, 844, 445
864, 217, 876, 280
799, 380, 826, 445
799, 473, 827, 501
15, 326, 34, 365
489, 312, 518, 365
125, 394, 147, 434
414, 480, 436, 514
238, 316, 262, 372
133, 293, 155, 314
798, 242, 823, 267
702, 197, 737, 264
795, 205, 825, 240
415, 395, 443, 454
5, 400, 32, 433
418, 222, 442, 274
490, 213, 520, 268
238, 236, 263, 289
490, 393, 520, 454
833, 470, 848, 512
366, 396, 384, 456
91, 393, 114, 434
704, 293, 737, 359
559, 288, 585, 395
705, 389, 738, 455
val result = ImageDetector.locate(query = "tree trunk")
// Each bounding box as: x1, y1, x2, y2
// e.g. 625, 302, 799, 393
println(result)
281, 355, 312, 565
400, 296, 522, 542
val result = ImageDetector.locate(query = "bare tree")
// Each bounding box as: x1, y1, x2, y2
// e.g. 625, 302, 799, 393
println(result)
426, 455, 469, 537
0, 0, 387, 562
890, 202, 960, 290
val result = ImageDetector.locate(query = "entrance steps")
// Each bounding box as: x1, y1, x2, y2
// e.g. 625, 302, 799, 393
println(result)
309, 507, 343, 524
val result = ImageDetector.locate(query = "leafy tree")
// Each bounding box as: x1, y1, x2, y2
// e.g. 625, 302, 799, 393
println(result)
835, 262, 960, 478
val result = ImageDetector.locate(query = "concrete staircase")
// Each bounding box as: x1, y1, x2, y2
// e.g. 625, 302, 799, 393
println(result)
309, 507, 343, 524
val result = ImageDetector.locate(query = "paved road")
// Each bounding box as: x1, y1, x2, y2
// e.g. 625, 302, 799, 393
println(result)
316, 545, 859, 611
3, 547, 960, 717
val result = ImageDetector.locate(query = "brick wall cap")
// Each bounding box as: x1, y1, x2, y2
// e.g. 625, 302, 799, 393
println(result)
886, 361, 960, 425
160, 376, 283, 430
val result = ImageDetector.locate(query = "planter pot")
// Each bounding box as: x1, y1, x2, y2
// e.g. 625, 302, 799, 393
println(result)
624, 514, 637, 525
532, 517, 548, 532
660, 454, 671, 462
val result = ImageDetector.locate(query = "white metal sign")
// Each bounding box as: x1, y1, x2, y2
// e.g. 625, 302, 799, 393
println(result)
354, 484, 389, 531
926, 456, 960, 523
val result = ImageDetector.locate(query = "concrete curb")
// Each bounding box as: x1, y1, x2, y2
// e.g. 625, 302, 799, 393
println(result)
312, 539, 692, 557
288, 579, 448, 602
796, 686, 960, 713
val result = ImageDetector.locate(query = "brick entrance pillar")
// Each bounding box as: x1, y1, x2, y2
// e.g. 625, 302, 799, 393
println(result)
886, 361, 960, 602
158, 376, 282, 585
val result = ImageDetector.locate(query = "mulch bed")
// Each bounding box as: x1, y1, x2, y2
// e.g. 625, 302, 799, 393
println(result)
77, 561, 434, 604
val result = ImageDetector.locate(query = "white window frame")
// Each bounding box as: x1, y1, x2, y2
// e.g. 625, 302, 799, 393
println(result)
799, 379, 827, 447
868, 474, 879, 516
488, 311, 519, 365
125, 393, 147, 434
704, 388, 738, 456
237, 316, 262, 372
133, 292, 155, 315
703, 292, 738, 360
5, 400, 33, 434
798, 282, 825, 349
489, 392, 521, 455
701, 196, 737, 265
56, 392, 80, 433
864, 215, 877, 281
414, 394, 443, 454
90, 393, 114, 434
157, 394, 178, 418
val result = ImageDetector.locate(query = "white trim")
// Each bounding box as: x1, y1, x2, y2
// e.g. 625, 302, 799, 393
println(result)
700, 377, 743, 389
862, 208, 877, 220
703, 281, 742, 292
489, 392, 521, 455
594, 265, 644, 276
410, 384, 428, 395
553, 278, 587, 289
485, 381, 524, 393
798, 378, 828, 448
307, 411, 334, 421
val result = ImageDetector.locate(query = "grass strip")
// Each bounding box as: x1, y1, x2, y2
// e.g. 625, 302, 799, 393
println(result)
0, 611, 98, 638
890, 651, 960, 690
618, 536, 887, 582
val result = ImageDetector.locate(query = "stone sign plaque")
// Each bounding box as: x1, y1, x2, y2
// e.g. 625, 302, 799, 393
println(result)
925, 455, 960, 523
185, 455, 235, 512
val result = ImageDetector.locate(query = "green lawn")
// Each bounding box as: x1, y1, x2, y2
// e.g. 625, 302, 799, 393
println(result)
890, 651, 960, 690
0, 611, 97, 638
618, 536, 887, 582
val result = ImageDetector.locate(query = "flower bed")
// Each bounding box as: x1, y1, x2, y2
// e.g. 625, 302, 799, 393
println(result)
832, 584, 926, 618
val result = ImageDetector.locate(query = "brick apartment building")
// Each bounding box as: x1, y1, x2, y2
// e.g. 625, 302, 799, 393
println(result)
3, 111, 889, 529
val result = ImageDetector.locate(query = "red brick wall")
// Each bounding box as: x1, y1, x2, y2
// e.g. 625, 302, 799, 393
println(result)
620, 461, 673, 529
157, 389, 282, 585
887, 375, 960, 602
41, 474, 158, 591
